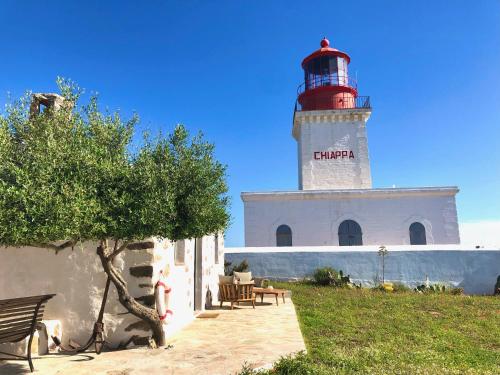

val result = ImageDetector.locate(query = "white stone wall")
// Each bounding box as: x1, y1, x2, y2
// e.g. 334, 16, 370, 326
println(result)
226, 246, 500, 295
0, 234, 224, 350
243, 187, 460, 246
293, 109, 372, 190
197, 235, 225, 310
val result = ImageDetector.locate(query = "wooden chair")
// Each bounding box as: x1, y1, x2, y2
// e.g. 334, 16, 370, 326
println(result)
0, 294, 56, 372
218, 283, 255, 310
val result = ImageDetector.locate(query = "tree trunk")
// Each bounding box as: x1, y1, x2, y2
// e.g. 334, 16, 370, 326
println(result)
96, 241, 166, 347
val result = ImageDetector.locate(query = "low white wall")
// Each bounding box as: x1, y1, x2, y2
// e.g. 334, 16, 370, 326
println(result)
0, 235, 224, 351
225, 245, 500, 295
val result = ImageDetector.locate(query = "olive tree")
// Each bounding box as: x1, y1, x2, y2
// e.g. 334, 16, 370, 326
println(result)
0, 79, 229, 346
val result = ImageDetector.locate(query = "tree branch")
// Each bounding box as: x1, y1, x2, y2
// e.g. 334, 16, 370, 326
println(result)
109, 240, 132, 262
96, 242, 165, 345
30, 240, 78, 254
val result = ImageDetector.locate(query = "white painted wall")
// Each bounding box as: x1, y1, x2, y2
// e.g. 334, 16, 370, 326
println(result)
243, 187, 460, 246
0, 234, 224, 351
226, 245, 500, 295
197, 235, 225, 310
293, 109, 372, 190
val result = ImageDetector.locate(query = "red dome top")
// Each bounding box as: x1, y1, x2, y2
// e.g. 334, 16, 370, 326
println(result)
301, 37, 351, 67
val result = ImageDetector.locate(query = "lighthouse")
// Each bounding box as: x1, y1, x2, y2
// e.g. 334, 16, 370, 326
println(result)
293, 37, 372, 190
242, 38, 460, 247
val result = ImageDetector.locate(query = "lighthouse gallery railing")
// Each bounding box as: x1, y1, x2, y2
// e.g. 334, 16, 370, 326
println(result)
295, 96, 371, 112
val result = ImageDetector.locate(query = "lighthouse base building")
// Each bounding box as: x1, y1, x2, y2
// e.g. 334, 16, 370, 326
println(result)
243, 187, 460, 247
242, 39, 460, 247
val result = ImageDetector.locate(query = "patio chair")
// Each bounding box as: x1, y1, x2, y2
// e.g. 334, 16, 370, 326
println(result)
218, 282, 255, 310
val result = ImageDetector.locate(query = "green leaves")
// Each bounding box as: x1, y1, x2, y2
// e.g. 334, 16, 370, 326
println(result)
133, 124, 230, 241
0, 79, 229, 248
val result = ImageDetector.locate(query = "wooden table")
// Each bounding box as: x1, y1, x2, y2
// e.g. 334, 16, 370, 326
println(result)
253, 287, 287, 306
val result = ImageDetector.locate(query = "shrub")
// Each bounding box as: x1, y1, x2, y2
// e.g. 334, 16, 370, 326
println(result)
272, 352, 321, 375
392, 282, 411, 292
338, 270, 356, 287
414, 283, 458, 294
236, 352, 323, 375
313, 267, 339, 286
312, 267, 360, 288
236, 363, 262, 375
450, 287, 464, 295
225, 259, 249, 276
372, 284, 385, 292
232, 259, 249, 273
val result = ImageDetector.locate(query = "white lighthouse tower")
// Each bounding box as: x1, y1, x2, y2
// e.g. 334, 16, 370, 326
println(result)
293, 37, 372, 190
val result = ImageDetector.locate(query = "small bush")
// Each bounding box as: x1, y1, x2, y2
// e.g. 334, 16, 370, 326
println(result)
392, 282, 411, 292
313, 267, 339, 285
450, 287, 464, 295
225, 259, 249, 276
235, 363, 262, 375
312, 267, 360, 288
371, 284, 385, 292
414, 284, 454, 293
272, 352, 321, 375
236, 352, 324, 375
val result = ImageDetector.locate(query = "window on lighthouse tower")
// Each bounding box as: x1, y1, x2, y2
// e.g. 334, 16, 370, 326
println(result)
276, 225, 292, 247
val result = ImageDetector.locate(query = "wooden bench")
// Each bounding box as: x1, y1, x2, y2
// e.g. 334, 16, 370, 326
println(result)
0, 294, 55, 372
218, 283, 255, 310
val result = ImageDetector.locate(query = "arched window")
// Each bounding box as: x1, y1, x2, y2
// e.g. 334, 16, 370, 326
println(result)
276, 225, 292, 247
409, 222, 426, 245
338, 220, 363, 246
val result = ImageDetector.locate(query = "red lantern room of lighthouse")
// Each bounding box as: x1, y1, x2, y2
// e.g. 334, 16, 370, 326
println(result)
297, 37, 370, 111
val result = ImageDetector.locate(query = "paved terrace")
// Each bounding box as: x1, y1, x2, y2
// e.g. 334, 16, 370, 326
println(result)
0, 295, 305, 375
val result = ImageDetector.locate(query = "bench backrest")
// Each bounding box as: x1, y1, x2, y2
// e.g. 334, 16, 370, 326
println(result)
0, 294, 55, 344
219, 283, 238, 301
237, 284, 254, 300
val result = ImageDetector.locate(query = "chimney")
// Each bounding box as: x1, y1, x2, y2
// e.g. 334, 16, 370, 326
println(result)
29, 93, 71, 117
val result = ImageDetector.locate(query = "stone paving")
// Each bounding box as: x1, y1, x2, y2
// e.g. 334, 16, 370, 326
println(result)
0, 295, 305, 374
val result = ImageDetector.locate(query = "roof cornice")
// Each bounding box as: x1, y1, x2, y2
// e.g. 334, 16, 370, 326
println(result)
241, 186, 459, 202
292, 108, 372, 140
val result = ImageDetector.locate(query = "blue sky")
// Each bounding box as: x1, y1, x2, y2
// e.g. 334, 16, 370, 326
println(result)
1, 1, 499, 246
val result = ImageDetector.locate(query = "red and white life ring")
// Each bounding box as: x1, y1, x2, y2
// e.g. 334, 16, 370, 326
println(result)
155, 271, 173, 323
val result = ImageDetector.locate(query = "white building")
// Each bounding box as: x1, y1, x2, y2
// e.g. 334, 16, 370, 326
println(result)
243, 38, 460, 247
0, 235, 224, 349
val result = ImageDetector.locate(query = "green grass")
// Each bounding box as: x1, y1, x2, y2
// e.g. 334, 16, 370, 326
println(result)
251, 283, 500, 374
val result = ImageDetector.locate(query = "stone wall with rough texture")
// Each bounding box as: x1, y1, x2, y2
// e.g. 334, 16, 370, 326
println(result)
225, 246, 500, 294
0, 235, 224, 350
242, 187, 460, 246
